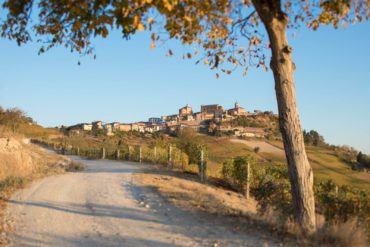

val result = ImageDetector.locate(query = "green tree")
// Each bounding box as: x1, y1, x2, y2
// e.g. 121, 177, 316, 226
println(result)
2, 0, 369, 234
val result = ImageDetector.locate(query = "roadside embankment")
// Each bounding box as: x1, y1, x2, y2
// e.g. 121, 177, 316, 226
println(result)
0, 136, 73, 245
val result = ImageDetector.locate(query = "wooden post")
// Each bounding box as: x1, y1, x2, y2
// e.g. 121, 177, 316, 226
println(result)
168, 144, 172, 167
154, 146, 157, 162
77, 147, 80, 156
116, 149, 120, 160
128, 146, 132, 161
245, 162, 250, 199
139, 146, 142, 163
335, 185, 338, 197
101, 147, 106, 159
200, 149, 205, 183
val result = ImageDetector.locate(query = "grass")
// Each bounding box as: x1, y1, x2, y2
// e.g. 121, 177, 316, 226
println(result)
65, 161, 85, 172
200, 136, 370, 192
47, 130, 370, 191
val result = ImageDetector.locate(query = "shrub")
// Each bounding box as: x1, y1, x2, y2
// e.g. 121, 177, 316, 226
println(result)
250, 164, 292, 218
221, 155, 255, 191
315, 180, 369, 222
0, 176, 25, 192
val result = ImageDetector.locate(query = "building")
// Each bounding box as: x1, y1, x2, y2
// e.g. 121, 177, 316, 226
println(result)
131, 122, 146, 133
234, 127, 265, 138
201, 104, 224, 118
92, 121, 103, 129
165, 121, 178, 134
148, 117, 162, 124
103, 123, 114, 136
163, 114, 179, 122
178, 121, 202, 131
118, 123, 131, 132
66, 123, 92, 132
111, 122, 120, 131
179, 105, 193, 118
227, 101, 247, 117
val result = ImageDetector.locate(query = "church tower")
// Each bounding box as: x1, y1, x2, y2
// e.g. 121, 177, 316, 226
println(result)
235, 101, 240, 108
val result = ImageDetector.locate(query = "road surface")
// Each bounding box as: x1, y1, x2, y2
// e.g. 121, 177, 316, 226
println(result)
5, 157, 279, 247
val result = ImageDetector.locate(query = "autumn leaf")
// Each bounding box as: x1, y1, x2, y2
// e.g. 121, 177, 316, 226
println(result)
150, 42, 156, 49
137, 23, 145, 31
184, 16, 192, 22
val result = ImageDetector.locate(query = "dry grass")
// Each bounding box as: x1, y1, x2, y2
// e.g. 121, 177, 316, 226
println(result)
0, 137, 70, 246
133, 167, 369, 247
309, 220, 368, 247
132, 172, 257, 216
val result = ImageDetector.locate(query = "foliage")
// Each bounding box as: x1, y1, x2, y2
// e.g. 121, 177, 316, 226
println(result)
303, 129, 326, 146
334, 145, 358, 164
222, 155, 255, 191
0, 106, 32, 133
0, 176, 25, 192
1, 0, 368, 75
357, 152, 370, 168
229, 115, 272, 128
176, 127, 205, 165
250, 163, 293, 218
248, 163, 369, 227
315, 180, 369, 222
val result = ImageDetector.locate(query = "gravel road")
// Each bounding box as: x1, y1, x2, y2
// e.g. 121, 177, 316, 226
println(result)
4, 157, 280, 247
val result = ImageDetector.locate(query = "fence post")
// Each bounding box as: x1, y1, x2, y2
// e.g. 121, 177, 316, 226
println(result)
168, 144, 172, 167
128, 146, 132, 161
101, 147, 106, 159
77, 147, 80, 156
116, 149, 120, 160
139, 146, 142, 163
154, 146, 157, 162
200, 149, 205, 183
244, 162, 250, 199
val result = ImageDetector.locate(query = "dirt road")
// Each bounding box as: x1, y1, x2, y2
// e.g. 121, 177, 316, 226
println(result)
4, 157, 280, 247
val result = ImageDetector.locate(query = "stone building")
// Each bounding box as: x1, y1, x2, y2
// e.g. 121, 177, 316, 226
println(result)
179, 105, 193, 118
92, 121, 103, 129
201, 104, 224, 118
227, 101, 247, 117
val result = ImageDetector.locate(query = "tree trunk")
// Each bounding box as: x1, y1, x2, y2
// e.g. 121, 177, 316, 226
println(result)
253, 0, 316, 235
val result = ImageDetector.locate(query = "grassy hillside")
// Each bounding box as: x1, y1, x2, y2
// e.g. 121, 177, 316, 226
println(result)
31, 123, 369, 192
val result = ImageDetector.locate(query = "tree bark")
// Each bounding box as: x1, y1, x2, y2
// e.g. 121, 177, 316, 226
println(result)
252, 0, 316, 235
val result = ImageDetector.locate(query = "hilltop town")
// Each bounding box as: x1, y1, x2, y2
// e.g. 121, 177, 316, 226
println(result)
64, 102, 278, 139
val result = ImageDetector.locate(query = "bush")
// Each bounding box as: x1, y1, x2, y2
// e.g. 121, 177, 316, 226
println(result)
250, 164, 292, 218
0, 176, 25, 192
315, 180, 369, 222
222, 155, 255, 191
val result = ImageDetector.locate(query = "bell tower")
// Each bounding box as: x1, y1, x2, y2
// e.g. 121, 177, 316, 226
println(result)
235, 101, 240, 108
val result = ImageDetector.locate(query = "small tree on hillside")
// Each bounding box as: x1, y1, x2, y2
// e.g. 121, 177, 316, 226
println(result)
2, 0, 369, 234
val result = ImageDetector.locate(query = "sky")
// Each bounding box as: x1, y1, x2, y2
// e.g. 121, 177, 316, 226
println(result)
0, 18, 369, 153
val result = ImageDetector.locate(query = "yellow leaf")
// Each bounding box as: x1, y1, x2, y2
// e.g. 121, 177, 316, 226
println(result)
184, 16, 192, 22
133, 15, 139, 27
150, 42, 156, 49
164, 2, 173, 11
148, 17, 154, 25
137, 23, 145, 31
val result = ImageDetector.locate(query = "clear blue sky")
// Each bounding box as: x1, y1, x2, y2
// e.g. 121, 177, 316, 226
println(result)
0, 21, 369, 154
